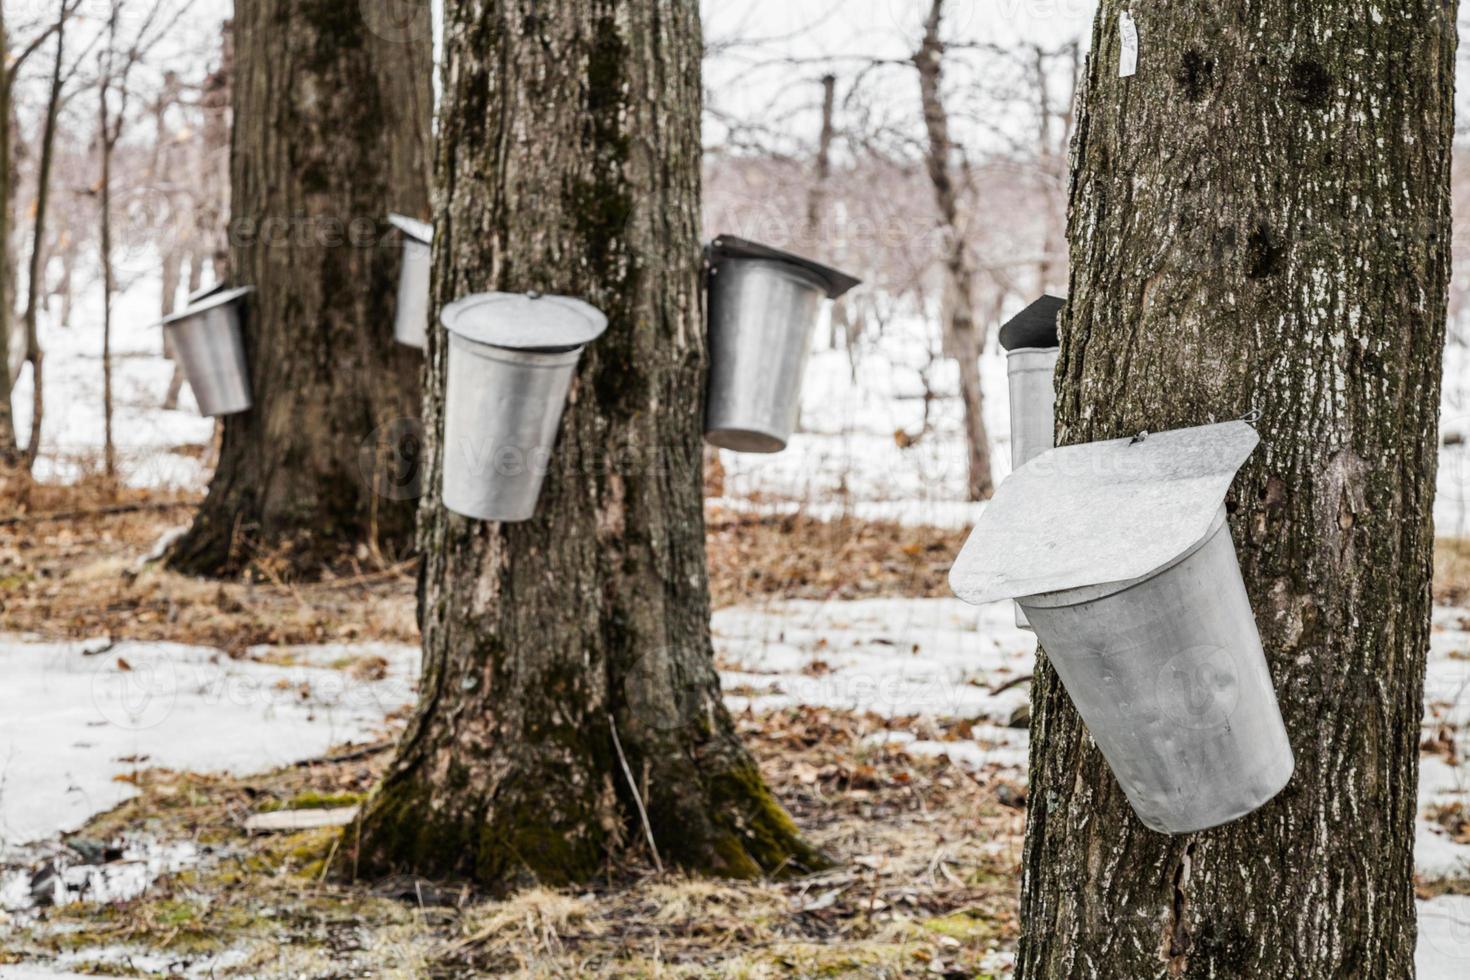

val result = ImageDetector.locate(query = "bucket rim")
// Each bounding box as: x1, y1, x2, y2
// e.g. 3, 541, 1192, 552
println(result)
707, 234, 861, 300
704, 426, 787, 453
160, 285, 255, 327
447, 330, 585, 365
387, 212, 433, 244
1018, 505, 1230, 609
1005, 346, 1060, 364
441, 291, 608, 351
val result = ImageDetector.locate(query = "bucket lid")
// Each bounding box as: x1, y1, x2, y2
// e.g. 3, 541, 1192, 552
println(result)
999, 294, 1064, 351
160, 285, 255, 327
708, 235, 861, 300
948, 420, 1259, 605
440, 291, 609, 351
387, 213, 432, 245
185, 281, 229, 306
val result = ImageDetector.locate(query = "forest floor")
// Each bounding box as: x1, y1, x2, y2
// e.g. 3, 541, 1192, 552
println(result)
1, 483, 1469, 978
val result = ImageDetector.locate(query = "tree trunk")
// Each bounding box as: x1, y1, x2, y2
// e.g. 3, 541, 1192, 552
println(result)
98, 37, 117, 486
1016, 4, 1453, 977
0, 6, 18, 466
20, 12, 64, 470
167, 0, 431, 576
349, 0, 821, 890
916, 0, 993, 501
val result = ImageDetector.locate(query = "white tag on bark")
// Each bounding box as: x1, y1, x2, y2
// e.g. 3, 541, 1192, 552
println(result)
1119, 11, 1138, 77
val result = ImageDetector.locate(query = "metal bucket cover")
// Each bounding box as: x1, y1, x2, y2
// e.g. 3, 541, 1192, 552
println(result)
440, 292, 608, 351
708, 235, 861, 300
388, 213, 432, 245
950, 420, 1259, 605
160, 285, 255, 326
998, 294, 1063, 351
185, 281, 229, 306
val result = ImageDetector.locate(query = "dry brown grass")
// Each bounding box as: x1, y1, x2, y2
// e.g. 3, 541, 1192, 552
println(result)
5, 707, 1023, 977
1436, 537, 1470, 607
2, 486, 963, 648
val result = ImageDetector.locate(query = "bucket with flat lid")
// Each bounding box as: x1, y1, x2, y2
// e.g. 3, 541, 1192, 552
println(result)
704, 235, 860, 453
949, 421, 1293, 833
439, 291, 608, 522
388, 213, 432, 349
999, 294, 1064, 630
160, 286, 254, 417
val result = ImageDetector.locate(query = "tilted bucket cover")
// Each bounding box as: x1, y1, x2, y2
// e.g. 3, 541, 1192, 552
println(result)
159, 285, 255, 328
708, 235, 862, 300
998, 294, 1064, 351
387, 213, 433, 245
441, 292, 608, 352
949, 420, 1259, 605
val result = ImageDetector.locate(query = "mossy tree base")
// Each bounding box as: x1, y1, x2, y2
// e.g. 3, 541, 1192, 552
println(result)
348, 0, 819, 891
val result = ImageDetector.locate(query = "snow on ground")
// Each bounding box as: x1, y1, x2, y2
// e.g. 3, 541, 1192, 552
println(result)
7, 276, 1470, 970
3, 600, 1470, 971
0, 637, 417, 849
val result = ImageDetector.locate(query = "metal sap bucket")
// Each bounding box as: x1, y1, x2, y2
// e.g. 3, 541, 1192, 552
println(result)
388, 213, 432, 349
440, 292, 608, 522
949, 421, 1294, 834
160, 285, 254, 417
1019, 505, 1293, 833
704, 236, 860, 453
999, 295, 1064, 630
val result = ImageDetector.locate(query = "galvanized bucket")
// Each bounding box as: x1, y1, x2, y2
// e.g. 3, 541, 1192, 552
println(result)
949, 421, 1294, 834
1019, 504, 1294, 833
161, 285, 254, 417
1006, 348, 1059, 470
704, 236, 860, 453
1005, 348, 1058, 630
999, 295, 1064, 631
439, 292, 608, 522
388, 214, 432, 349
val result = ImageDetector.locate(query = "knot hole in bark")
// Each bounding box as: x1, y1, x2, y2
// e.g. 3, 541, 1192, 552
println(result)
1288, 59, 1332, 109
1245, 223, 1286, 279
1174, 49, 1215, 102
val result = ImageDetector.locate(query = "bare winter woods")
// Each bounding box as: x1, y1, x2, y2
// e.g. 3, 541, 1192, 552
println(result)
2, 1, 1470, 976
5, 2, 1469, 500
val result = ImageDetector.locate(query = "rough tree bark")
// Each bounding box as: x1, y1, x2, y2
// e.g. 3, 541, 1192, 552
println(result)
167, 0, 431, 575
350, 0, 821, 889
916, 0, 993, 501
1017, 3, 1454, 977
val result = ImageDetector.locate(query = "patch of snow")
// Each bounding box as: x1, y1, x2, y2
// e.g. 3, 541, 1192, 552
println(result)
0, 638, 418, 848
1418, 896, 1470, 979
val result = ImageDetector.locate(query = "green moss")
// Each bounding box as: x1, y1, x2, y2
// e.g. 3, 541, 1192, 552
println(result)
705, 762, 830, 878
476, 805, 604, 888
259, 790, 363, 813
920, 911, 998, 943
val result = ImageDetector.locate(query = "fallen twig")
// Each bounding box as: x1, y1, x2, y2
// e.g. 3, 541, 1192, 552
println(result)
990, 674, 1032, 696
290, 740, 396, 768
608, 713, 664, 874
0, 500, 193, 527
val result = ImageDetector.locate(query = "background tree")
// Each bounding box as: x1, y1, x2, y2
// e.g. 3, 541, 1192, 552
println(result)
350, 0, 820, 888
0, 1, 78, 476
1018, 3, 1454, 976
916, 0, 993, 500
167, 0, 431, 574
